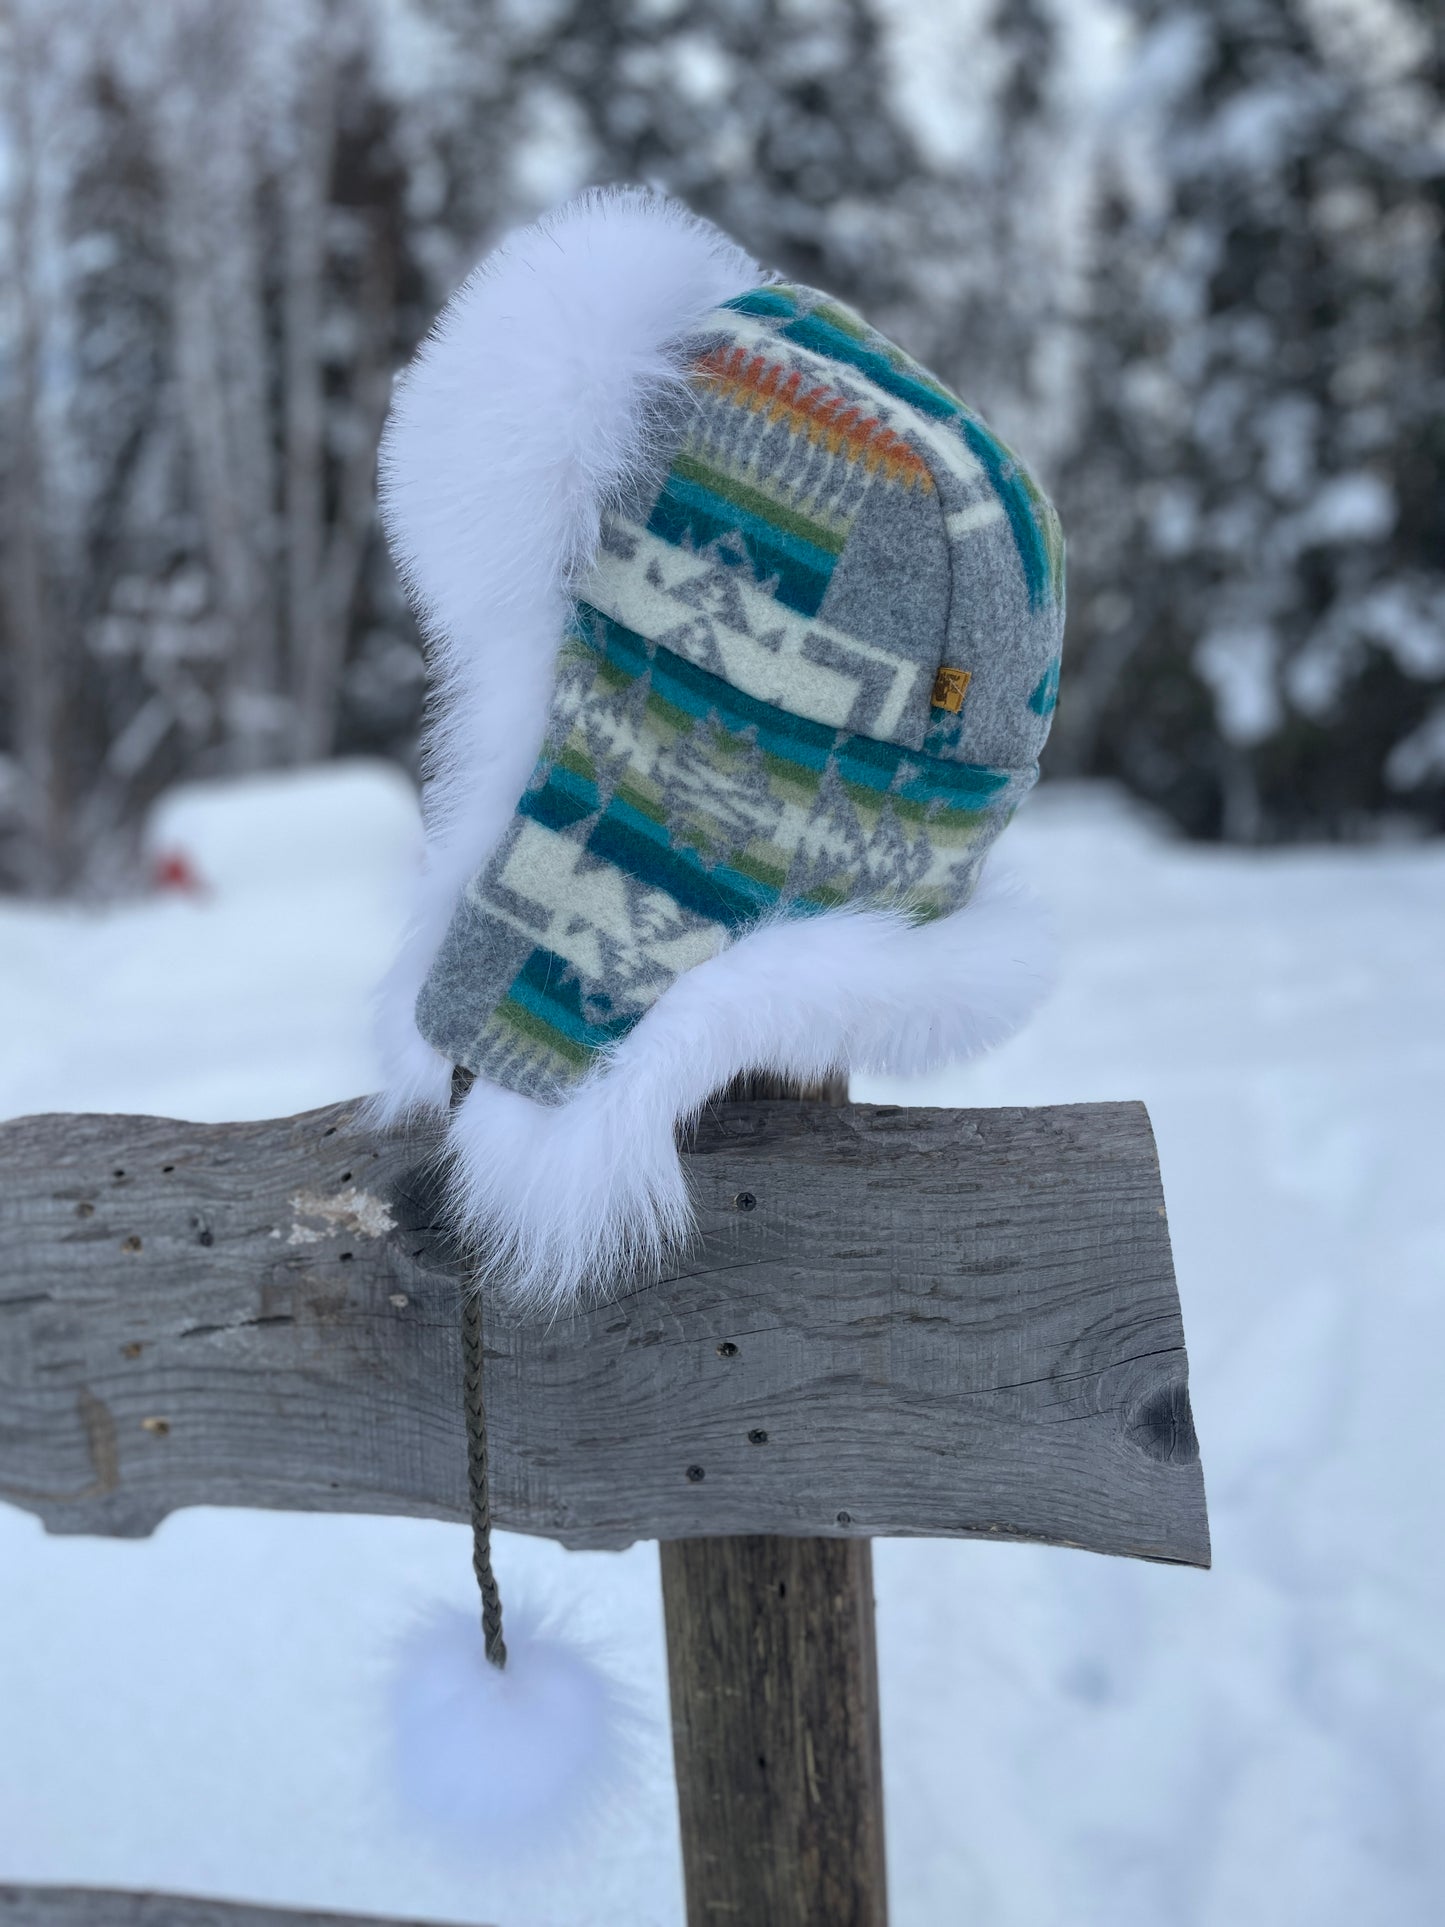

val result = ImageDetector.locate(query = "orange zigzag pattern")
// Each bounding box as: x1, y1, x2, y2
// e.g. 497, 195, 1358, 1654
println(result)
698, 345, 934, 492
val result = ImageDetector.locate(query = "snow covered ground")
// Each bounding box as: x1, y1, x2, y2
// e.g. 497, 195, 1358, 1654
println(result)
1, 764, 1441, 1926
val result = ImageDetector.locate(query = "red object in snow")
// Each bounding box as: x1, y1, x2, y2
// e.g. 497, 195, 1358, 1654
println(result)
150, 849, 208, 896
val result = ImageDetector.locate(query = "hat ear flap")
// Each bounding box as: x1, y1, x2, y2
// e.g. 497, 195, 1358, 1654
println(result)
440, 864, 1055, 1314
368, 189, 762, 1124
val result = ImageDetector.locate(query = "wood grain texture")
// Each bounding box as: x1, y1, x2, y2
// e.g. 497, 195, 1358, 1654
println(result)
662, 1069, 886, 1926
0, 1096, 1209, 1563
0, 1886, 474, 1927
662, 1535, 888, 1927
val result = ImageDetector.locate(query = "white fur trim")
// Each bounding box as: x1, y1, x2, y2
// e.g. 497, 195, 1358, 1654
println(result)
369, 187, 761, 1123
447, 862, 1056, 1313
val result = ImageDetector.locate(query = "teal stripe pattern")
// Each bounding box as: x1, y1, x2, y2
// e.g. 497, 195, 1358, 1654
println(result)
577, 602, 1011, 812
648, 468, 836, 616
518, 758, 776, 928
726, 286, 1058, 611
512, 603, 1011, 934
1029, 659, 1061, 717
508, 947, 635, 1054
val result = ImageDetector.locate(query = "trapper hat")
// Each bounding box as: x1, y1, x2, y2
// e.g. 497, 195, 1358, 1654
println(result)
371, 188, 1065, 1307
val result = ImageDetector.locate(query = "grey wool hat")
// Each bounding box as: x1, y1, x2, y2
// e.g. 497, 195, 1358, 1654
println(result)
370, 188, 1064, 1308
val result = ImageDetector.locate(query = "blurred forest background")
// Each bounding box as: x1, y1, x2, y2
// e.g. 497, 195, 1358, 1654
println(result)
0, 0, 1441, 895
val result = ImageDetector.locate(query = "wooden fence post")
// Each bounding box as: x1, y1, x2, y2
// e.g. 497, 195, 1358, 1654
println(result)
661, 1070, 888, 1925
662, 1534, 887, 1926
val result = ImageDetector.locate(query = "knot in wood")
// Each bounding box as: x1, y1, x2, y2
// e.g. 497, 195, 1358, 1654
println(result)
1126, 1377, 1200, 1464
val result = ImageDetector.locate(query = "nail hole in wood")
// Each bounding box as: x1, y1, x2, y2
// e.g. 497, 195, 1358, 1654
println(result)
717, 1341, 739, 1358
323, 1127, 336, 1137
837, 1510, 852, 1525
339, 1251, 353, 1262
748, 1428, 769, 1445
161, 1164, 174, 1174
340, 1172, 352, 1183
121, 1234, 142, 1253
686, 1464, 705, 1483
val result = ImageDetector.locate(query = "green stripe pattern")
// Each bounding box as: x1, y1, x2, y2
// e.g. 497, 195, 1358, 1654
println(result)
650, 452, 843, 617
522, 602, 1009, 908
726, 285, 1065, 610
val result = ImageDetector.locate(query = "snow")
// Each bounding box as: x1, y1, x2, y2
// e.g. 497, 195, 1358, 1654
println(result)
0, 762, 419, 1124
2, 763, 1442, 1925
1291, 472, 1397, 550
1388, 703, 1445, 790
1193, 621, 1284, 746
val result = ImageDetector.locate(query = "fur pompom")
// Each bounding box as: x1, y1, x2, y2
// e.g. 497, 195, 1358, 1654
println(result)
387, 1600, 641, 1855
372, 188, 762, 1116
445, 862, 1056, 1313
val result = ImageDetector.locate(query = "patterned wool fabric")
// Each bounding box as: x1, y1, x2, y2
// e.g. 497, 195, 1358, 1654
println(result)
416, 283, 1065, 1096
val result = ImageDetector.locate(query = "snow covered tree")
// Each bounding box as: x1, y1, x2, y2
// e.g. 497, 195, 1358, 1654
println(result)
0, 0, 435, 889
1058, 0, 1445, 839
4, 0, 1440, 891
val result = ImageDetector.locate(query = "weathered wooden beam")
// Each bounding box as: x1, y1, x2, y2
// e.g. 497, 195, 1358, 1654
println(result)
662, 1535, 889, 1926
0, 1096, 1208, 1564
0, 1886, 475, 1927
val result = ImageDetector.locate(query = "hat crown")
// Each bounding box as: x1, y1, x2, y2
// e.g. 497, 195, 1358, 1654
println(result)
575, 283, 1063, 777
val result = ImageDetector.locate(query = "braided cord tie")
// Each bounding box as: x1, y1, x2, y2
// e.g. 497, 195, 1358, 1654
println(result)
461, 1281, 507, 1670
449, 1066, 505, 1669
